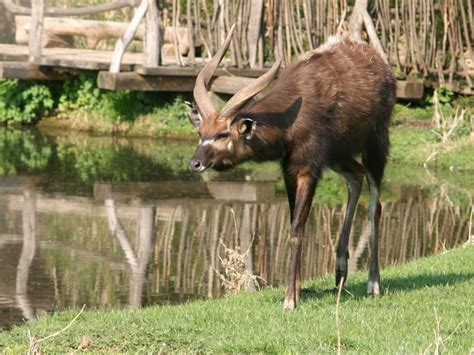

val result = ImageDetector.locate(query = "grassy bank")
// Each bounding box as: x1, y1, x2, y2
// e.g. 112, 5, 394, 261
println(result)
390, 126, 474, 171
1, 77, 473, 169
1, 245, 473, 353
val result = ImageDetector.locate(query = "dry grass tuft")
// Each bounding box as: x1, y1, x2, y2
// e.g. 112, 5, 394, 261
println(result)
335, 277, 344, 355
424, 90, 471, 167
423, 308, 464, 355
216, 239, 264, 294
432, 107, 466, 145
214, 208, 265, 294
27, 305, 86, 354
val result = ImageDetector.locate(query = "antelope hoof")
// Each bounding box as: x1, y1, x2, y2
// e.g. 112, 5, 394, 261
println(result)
283, 298, 296, 310
367, 280, 380, 297
335, 258, 348, 287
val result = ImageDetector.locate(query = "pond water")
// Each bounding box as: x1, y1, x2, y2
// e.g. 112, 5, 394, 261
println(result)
0, 127, 472, 329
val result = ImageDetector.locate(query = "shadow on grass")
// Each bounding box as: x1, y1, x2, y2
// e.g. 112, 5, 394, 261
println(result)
300, 272, 474, 303
300, 287, 336, 301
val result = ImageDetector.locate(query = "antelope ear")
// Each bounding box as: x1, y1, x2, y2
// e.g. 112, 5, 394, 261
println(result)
237, 118, 256, 140
185, 101, 202, 128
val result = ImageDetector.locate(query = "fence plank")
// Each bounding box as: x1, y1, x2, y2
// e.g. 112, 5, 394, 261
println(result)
144, 0, 160, 67
109, 0, 148, 73
28, 0, 44, 63
248, 0, 264, 68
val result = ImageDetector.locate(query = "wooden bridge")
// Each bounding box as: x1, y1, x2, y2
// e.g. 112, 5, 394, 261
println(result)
1, 0, 472, 98
0, 42, 271, 95
0, 0, 278, 96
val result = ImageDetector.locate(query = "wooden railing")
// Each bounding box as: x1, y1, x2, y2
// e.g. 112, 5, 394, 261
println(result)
109, 0, 160, 72
3, 0, 160, 71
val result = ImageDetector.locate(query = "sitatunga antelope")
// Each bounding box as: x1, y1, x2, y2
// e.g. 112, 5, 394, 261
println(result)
186, 25, 396, 309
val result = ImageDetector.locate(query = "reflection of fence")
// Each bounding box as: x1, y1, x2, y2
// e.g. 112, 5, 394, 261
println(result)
154, 196, 470, 297
1, 1, 471, 95
1, 184, 470, 329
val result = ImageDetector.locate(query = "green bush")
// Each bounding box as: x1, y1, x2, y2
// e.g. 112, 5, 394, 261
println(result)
0, 75, 192, 127
58, 73, 101, 112
0, 80, 55, 125
57, 73, 189, 123
58, 74, 149, 122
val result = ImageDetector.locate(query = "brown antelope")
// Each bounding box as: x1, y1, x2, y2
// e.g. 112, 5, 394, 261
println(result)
186, 24, 396, 310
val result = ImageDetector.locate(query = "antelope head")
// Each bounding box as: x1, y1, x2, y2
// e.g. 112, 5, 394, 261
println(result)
187, 24, 281, 172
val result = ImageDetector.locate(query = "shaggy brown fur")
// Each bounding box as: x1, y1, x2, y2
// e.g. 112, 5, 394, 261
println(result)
188, 37, 396, 309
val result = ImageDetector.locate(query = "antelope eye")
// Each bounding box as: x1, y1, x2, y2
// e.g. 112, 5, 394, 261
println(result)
216, 133, 229, 140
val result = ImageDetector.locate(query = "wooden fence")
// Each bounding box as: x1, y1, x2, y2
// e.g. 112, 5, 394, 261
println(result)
180, 0, 472, 91
1, 0, 473, 93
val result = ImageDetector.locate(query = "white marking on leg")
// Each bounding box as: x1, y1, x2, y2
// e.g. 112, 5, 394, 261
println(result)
367, 280, 380, 296
367, 172, 381, 296
283, 298, 295, 310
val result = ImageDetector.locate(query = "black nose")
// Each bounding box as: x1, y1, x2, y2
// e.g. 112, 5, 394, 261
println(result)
189, 159, 203, 172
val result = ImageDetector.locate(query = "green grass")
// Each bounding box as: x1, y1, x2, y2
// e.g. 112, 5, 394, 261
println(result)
392, 103, 433, 124
390, 126, 474, 171
1, 246, 473, 353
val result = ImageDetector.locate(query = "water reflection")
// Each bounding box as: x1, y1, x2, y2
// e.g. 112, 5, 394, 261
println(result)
16, 191, 36, 322
0, 128, 472, 329
105, 200, 155, 308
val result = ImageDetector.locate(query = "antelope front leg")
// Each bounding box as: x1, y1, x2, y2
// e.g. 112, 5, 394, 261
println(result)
335, 159, 364, 288
283, 171, 318, 310
366, 172, 382, 296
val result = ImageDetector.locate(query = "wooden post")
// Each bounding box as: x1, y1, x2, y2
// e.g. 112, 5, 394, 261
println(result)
28, 0, 44, 63
171, 0, 184, 66
186, 0, 195, 64
348, 0, 366, 42
248, 0, 264, 69
348, 0, 388, 63
110, 0, 148, 73
144, 0, 160, 67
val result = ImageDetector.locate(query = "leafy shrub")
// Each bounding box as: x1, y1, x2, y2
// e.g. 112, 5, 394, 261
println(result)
58, 73, 101, 112
98, 90, 156, 122
153, 96, 190, 128
434, 87, 455, 105
0, 80, 55, 125
0, 75, 197, 131
58, 73, 187, 123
